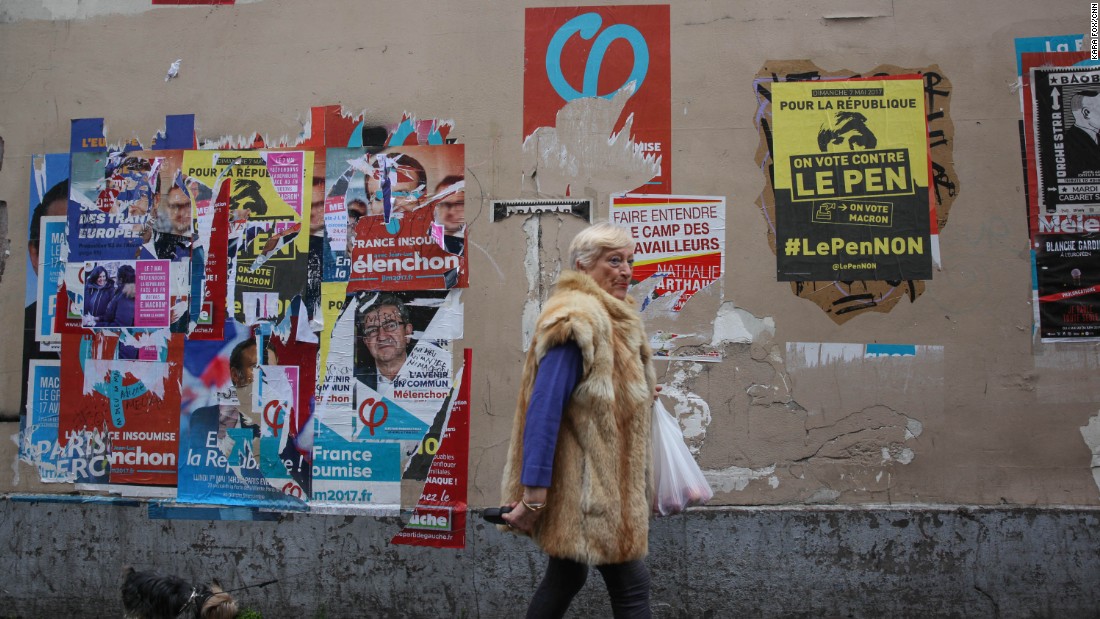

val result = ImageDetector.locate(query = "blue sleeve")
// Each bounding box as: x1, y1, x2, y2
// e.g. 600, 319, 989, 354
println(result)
521, 341, 584, 488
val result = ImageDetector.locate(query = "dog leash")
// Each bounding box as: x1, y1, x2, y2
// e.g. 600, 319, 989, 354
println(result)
223, 579, 279, 594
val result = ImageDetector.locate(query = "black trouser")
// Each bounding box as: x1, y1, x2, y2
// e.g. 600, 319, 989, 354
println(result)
526, 555, 651, 619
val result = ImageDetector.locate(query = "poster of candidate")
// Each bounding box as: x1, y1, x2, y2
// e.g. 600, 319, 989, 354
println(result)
1034, 233, 1100, 340
1031, 65, 1100, 217
178, 320, 307, 508
22, 153, 69, 421
524, 4, 671, 193
611, 194, 724, 310
771, 77, 933, 282
340, 145, 467, 291
182, 150, 313, 326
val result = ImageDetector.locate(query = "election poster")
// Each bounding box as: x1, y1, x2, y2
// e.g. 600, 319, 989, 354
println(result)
67, 151, 155, 262
22, 153, 70, 421
342, 145, 467, 291
1034, 233, 1100, 340
1030, 66, 1100, 217
611, 194, 724, 310
20, 361, 66, 482
771, 77, 933, 282
524, 5, 671, 193
177, 320, 306, 508
57, 331, 184, 487
392, 348, 471, 549
182, 150, 313, 326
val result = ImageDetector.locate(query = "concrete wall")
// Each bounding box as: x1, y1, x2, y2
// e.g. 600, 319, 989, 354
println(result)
1, 1, 1099, 616
2, 498, 1097, 617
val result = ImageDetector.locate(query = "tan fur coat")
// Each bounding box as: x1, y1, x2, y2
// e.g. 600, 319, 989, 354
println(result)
501, 270, 657, 565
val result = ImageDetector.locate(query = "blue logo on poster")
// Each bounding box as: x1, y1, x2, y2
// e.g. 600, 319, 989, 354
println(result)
546, 13, 650, 101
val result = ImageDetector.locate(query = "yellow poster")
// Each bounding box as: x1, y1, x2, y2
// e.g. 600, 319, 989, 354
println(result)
772, 78, 931, 281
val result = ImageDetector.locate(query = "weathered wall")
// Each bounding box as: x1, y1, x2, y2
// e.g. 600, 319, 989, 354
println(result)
0, 3, 1099, 613
2, 498, 1098, 618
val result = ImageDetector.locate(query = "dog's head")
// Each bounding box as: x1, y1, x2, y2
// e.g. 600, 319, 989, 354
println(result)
196, 582, 238, 619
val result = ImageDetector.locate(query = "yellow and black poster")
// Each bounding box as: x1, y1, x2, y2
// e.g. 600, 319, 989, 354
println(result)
772, 77, 932, 281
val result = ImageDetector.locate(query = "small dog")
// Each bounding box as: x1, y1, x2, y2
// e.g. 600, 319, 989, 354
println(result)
121, 566, 239, 619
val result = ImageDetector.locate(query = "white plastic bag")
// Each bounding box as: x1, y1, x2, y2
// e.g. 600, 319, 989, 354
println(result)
651, 399, 713, 516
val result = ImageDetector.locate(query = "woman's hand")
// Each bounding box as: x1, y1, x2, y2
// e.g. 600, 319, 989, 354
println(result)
502, 487, 548, 533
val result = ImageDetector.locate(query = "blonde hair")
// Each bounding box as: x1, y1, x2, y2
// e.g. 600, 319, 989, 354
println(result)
569, 222, 635, 270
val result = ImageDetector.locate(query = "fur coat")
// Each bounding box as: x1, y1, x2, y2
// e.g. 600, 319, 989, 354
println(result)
501, 270, 657, 565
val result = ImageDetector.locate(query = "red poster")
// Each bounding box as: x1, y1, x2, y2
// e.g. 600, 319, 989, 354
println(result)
391, 349, 471, 549
58, 332, 184, 486
524, 5, 671, 193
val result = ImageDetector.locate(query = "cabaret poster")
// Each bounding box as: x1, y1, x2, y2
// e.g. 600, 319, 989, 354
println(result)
1030, 65, 1100, 217
524, 4, 671, 193
771, 77, 933, 281
611, 194, 724, 310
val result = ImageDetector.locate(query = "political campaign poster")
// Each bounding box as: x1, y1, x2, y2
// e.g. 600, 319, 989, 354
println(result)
611, 194, 724, 310
771, 77, 932, 281
1034, 233, 1100, 340
342, 145, 467, 291
22, 153, 70, 422
57, 331, 183, 487
178, 320, 306, 508
19, 361, 66, 482
524, 5, 671, 193
67, 151, 159, 262
392, 349, 471, 549
1031, 65, 1100, 217
80, 259, 172, 330
182, 150, 313, 326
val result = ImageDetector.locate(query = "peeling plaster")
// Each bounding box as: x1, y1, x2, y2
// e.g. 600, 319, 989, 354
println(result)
711, 302, 775, 346
705, 464, 776, 493
521, 217, 542, 352
521, 86, 660, 197
1080, 412, 1100, 494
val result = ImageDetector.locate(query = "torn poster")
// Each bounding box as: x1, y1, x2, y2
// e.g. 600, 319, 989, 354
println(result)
524, 4, 671, 193
67, 151, 159, 262
611, 194, 724, 310
771, 77, 933, 281
22, 152, 69, 421
182, 150, 313, 326
391, 348, 471, 549
58, 331, 183, 487
342, 145, 467, 291
20, 360, 65, 482
177, 320, 306, 509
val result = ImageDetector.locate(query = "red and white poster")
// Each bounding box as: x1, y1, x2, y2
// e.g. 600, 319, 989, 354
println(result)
391, 349, 471, 549
612, 194, 725, 310
524, 5, 671, 193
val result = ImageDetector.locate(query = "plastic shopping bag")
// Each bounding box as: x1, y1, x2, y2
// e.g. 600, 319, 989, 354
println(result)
651, 399, 713, 516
